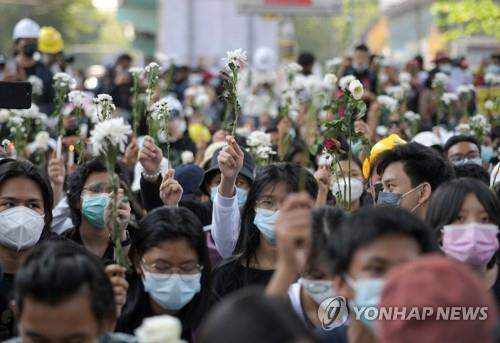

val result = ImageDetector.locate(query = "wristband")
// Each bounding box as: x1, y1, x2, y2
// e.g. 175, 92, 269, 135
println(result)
142, 170, 161, 183
120, 230, 131, 247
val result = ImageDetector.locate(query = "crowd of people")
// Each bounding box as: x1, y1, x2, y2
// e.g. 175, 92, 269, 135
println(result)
0, 16, 500, 343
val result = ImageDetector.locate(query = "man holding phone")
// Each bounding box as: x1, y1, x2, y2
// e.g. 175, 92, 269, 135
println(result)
2, 18, 54, 114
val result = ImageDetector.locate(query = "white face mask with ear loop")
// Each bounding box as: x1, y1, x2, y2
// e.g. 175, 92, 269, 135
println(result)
0, 206, 45, 251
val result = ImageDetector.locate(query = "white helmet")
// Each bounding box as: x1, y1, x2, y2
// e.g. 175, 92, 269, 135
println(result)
13, 18, 40, 40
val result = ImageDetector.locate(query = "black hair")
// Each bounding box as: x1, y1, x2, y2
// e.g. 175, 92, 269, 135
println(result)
329, 206, 437, 275
120, 206, 211, 334
297, 52, 315, 68
443, 135, 481, 158
198, 287, 314, 343
354, 44, 369, 53
115, 53, 132, 64
284, 141, 316, 169
426, 178, 500, 238
234, 163, 318, 265
0, 159, 53, 235
67, 158, 131, 228
454, 164, 490, 185
13, 240, 115, 326
305, 207, 348, 275
375, 142, 455, 191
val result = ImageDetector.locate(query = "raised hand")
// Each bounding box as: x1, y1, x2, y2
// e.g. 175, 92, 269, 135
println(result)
139, 135, 162, 175
47, 153, 66, 206
104, 264, 129, 317
105, 188, 131, 239
122, 138, 140, 170
159, 169, 183, 206
218, 135, 244, 197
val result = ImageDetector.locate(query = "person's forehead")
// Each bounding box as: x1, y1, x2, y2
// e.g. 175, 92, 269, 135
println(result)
382, 161, 410, 183
449, 141, 479, 154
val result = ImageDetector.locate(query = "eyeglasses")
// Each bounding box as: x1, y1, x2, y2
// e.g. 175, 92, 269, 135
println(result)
141, 260, 203, 280
449, 151, 480, 162
83, 183, 113, 194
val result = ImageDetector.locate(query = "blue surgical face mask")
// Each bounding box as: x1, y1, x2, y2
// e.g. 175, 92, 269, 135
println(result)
345, 275, 385, 331
452, 158, 483, 167
253, 208, 280, 242
81, 193, 109, 229
142, 272, 201, 310
210, 186, 249, 208
481, 146, 494, 164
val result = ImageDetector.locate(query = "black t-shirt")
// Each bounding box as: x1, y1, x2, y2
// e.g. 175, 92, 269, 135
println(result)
61, 228, 114, 264
212, 257, 274, 301
0, 272, 15, 340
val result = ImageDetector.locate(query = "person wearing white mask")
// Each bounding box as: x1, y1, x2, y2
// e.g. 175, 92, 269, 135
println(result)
316, 207, 437, 343
212, 161, 318, 300
0, 159, 54, 339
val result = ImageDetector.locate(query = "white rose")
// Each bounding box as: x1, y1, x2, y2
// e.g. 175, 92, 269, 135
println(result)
181, 150, 194, 164
247, 131, 271, 147
348, 80, 364, 100
34, 131, 50, 150
323, 73, 338, 89
135, 315, 183, 343
339, 75, 356, 91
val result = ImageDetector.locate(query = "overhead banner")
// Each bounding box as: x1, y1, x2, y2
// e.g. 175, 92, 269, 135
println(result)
237, 0, 342, 15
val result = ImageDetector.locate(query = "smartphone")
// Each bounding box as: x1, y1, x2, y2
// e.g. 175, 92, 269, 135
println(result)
0, 81, 32, 109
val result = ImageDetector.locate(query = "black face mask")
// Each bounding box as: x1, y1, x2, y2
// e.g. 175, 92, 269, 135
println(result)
22, 43, 37, 57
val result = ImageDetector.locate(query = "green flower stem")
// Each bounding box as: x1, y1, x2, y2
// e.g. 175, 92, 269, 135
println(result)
131, 75, 140, 135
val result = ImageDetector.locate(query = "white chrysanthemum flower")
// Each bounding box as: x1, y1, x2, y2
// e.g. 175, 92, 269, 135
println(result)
339, 75, 356, 91
325, 57, 342, 70
222, 48, 247, 68
284, 62, 303, 78
129, 67, 144, 76
485, 99, 495, 110
456, 123, 471, 135
93, 93, 113, 103
0, 109, 10, 123
432, 72, 449, 88
323, 73, 338, 89
134, 315, 182, 343
21, 104, 44, 119
441, 92, 459, 106
304, 75, 324, 94
256, 145, 276, 160
457, 85, 472, 95
34, 131, 50, 151
145, 62, 162, 74
387, 86, 405, 100
9, 116, 24, 127
318, 152, 333, 167
27, 75, 43, 96
292, 74, 307, 91
404, 111, 421, 123
68, 90, 88, 108
247, 131, 272, 147
90, 118, 132, 156
399, 72, 412, 84
53, 72, 76, 89
470, 113, 491, 132
377, 95, 399, 113
150, 99, 172, 121
348, 79, 364, 100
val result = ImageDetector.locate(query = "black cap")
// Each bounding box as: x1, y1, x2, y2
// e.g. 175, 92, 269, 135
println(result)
200, 146, 255, 195
174, 164, 204, 201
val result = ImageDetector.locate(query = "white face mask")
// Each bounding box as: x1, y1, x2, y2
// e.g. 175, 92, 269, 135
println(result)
301, 278, 337, 305
331, 178, 364, 203
0, 206, 45, 251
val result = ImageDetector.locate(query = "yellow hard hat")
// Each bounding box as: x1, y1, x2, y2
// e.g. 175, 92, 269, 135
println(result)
188, 122, 211, 143
362, 134, 407, 179
38, 26, 64, 54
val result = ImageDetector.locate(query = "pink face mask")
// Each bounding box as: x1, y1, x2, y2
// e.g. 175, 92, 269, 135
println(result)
442, 223, 499, 266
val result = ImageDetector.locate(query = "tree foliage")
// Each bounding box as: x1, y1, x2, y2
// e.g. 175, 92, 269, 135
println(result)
432, 0, 500, 40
